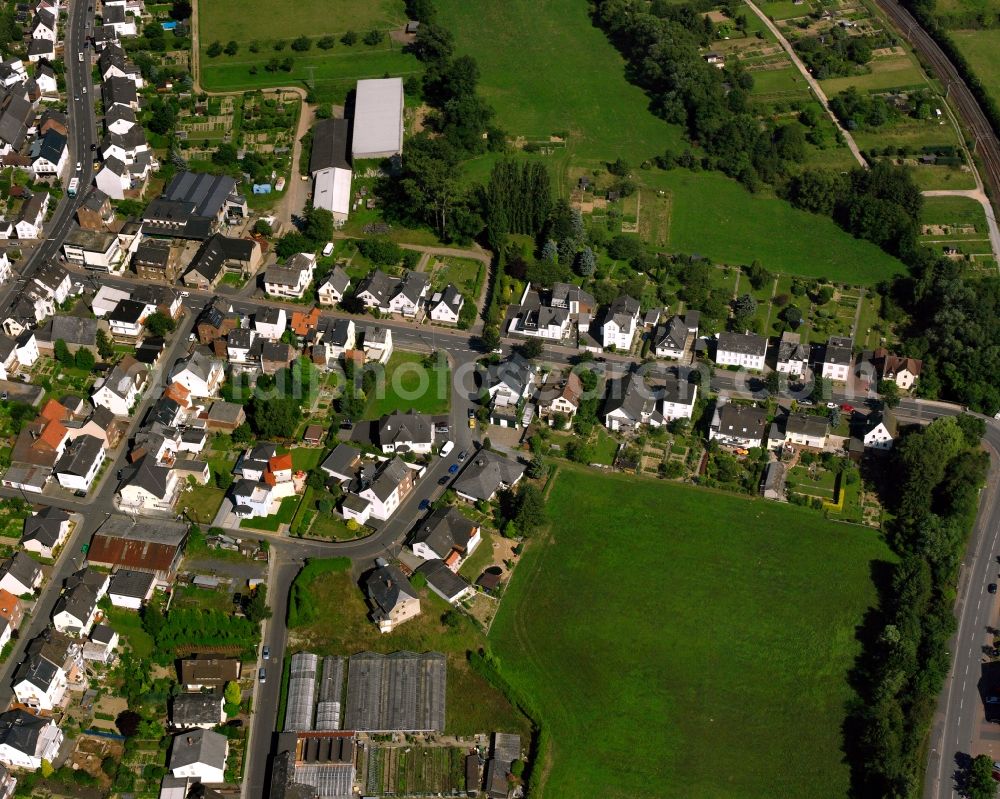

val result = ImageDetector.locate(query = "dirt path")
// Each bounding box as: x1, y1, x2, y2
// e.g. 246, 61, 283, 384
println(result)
850, 286, 866, 341
744, 0, 867, 168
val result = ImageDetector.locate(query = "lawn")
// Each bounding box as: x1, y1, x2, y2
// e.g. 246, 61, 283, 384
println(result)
435, 0, 687, 165
907, 163, 978, 190
951, 29, 1000, 107
105, 607, 155, 659
819, 55, 927, 95
429, 257, 484, 298
363, 351, 451, 419
239, 495, 300, 532
285, 565, 532, 739
644, 170, 907, 284
489, 466, 890, 799
198, 0, 405, 43
920, 195, 989, 230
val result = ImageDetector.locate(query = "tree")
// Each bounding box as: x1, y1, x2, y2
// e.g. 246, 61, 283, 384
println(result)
224, 40, 238, 55
968, 755, 997, 799
254, 219, 273, 236
363, 28, 384, 46
250, 395, 301, 439
291, 35, 311, 51
781, 305, 803, 328
96, 329, 115, 360
116, 710, 142, 737
540, 239, 558, 263
170, 0, 192, 20
478, 327, 501, 354
74, 348, 95, 371
732, 294, 757, 328
340, 30, 357, 45
223, 680, 242, 706
231, 423, 254, 444
303, 206, 334, 244
317, 35, 335, 49
145, 312, 175, 336
765, 371, 780, 395
576, 246, 597, 277
519, 338, 543, 360
215, 471, 233, 490
880, 379, 901, 409
40, 759, 53, 778
244, 585, 272, 623
148, 99, 177, 135
53, 338, 72, 366
206, 40, 222, 57
212, 142, 238, 166
512, 484, 545, 536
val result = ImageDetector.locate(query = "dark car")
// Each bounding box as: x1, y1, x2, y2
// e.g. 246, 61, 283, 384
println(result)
418, 499, 430, 511
438, 476, 449, 486
990, 583, 997, 594
448, 464, 459, 474
467, 408, 475, 419
458, 450, 468, 461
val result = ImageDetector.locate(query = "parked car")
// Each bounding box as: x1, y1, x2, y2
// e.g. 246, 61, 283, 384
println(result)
440, 440, 455, 457
438, 476, 449, 486
990, 583, 997, 594
262, 646, 269, 660
418, 499, 430, 511
826, 402, 837, 409
448, 464, 459, 474
458, 450, 468, 461
798, 399, 814, 406
840, 404, 855, 413
258, 668, 266, 683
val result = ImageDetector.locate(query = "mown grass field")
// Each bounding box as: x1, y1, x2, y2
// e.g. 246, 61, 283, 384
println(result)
490, 466, 890, 799
363, 351, 451, 419
951, 29, 1000, 107
644, 170, 907, 283
435, 0, 687, 165
197, 0, 417, 100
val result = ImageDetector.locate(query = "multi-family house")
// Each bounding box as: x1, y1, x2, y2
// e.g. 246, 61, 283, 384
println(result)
263, 252, 315, 299
821, 336, 853, 383
776, 330, 808, 376
428, 284, 464, 324
715, 331, 767, 371
601, 295, 641, 350
92, 355, 147, 415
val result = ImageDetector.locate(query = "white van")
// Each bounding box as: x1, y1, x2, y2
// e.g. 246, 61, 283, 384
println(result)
322, 242, 334, 257
439, 440, 454, 457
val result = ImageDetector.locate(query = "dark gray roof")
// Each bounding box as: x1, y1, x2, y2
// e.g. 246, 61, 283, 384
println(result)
824, 336, 853, 366
433, 284, 463, 314
163, 171, 237, 218
0, 92, 32, 147
604, 295, 640, 327
364, 563, 417, 615
415, 558, 472, 600
172, 694, 224, 727
108, 568, 154, 599
785, 413, 830, 438
393, 270, 429, 305
0, 709, 51, 756
189, 234, 256, 276
777, 331, 807, 363
90, 623, 116, 645
323, 317, 353, 346
486, 353, 534, 397
102, 75, 137, 108
134, 238, 172, 269
13, 650, 59, 692
53, 580, 99, 627
120, 455, 171, 498
320, 443, 361, 479
714, 404, 768, 438
356, 270, 397, 304
22, 505, 69, 547
45, 315, 98, 346
368, 457, 411, 501
54, 433, 104, 477
653, 315, 688, 351
227, 327, 255, 349
321, 265, 350, 296
33, 129, 65, 164
410, 506, 477, 557
717, 331, 767, 357
168, 728, 228, 770
604, 372, 655, 422
1, 552, 41, 590
453, 450, 525, 501
377, 410, 434, 450
309, 117, 350, 174
109, 298, 144, 324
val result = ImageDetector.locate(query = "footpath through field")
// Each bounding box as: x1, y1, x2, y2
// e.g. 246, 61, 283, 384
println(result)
743, 0, 867, 168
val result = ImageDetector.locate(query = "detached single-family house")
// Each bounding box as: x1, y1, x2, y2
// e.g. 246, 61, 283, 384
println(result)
227, 327, 257, 367
536, 371, 582, 427
415, 558, 476, 604
53, 434, 106, 493
92, 355, 147, 415
29, 129, 67, 178
313, 317, 355, 365
409, 506, 480, 571
15, 191, 49, 239
168, 729, 228, 784
716, 331, 767, 371
178, 656, 241, 691
364, 560, 420, 633
709, 402, 768, 448
776, 331, 808, 377
11, 652, 66, 711
821, 336, 853, 383
355, 269, 397, 311
428, 284, 464, 324
660, 374, 698, 422
601, 295, 640, 350
52, 573, 105, 637
781, 413, 830, 449
317, 266, 351, 307
652, 313, 698, 360
872, 348, 922, 391
0, 710, 63, 770
170, 350, 224, 397
453, 449, 525, 503
361, 325, 393, 364
0, 553, 42, 597
485, 354, 536, 411
376, 410, 435, 455
107, 568, 155, 609
347, 457, 416, 523
108, 299, 146, 338
603, 372, 661, 432
21, 506, 70, 558
263, 252, 315, 299
82, 624, 119, 664
117, 455, 180, 514
863, 409, 897, 451
171, 694, 225, 731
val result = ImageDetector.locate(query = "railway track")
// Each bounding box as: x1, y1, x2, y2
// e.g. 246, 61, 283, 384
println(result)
874, 0, 1000, 213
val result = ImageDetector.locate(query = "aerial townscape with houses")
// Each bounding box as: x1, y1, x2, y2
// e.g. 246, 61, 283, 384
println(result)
0, 0, 995, 798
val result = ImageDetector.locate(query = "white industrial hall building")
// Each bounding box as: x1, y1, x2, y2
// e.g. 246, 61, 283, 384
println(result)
351, 77, 404, 160
309, 117, 352, 225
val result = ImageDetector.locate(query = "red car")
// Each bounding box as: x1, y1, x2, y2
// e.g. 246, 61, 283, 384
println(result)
840, 404, 855, 413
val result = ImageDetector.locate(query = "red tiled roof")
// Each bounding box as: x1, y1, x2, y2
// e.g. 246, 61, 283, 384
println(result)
164, 381, 191, 406
87, 534, 181, 573
269, 452, 293, 472
37, 420, 68, 451
39, 399, 67, 423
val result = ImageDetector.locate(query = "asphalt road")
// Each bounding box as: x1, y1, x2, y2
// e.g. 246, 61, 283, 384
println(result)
874, 0, 1000, 211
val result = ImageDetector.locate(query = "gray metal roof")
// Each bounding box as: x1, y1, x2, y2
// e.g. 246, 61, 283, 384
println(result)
309, 117, 350, 174
344, 650, 445, 732
168, 728, 228, 770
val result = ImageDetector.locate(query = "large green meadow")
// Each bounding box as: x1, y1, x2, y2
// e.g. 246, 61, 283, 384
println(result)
197, 0, 417, 100
490, 466, 890, 799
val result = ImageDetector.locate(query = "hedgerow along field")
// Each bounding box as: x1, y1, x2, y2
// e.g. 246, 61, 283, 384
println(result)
197, 0, 418, 101
490, 466, 890, 799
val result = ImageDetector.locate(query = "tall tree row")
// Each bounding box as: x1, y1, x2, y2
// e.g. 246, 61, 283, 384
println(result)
482, 160, 552, 247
